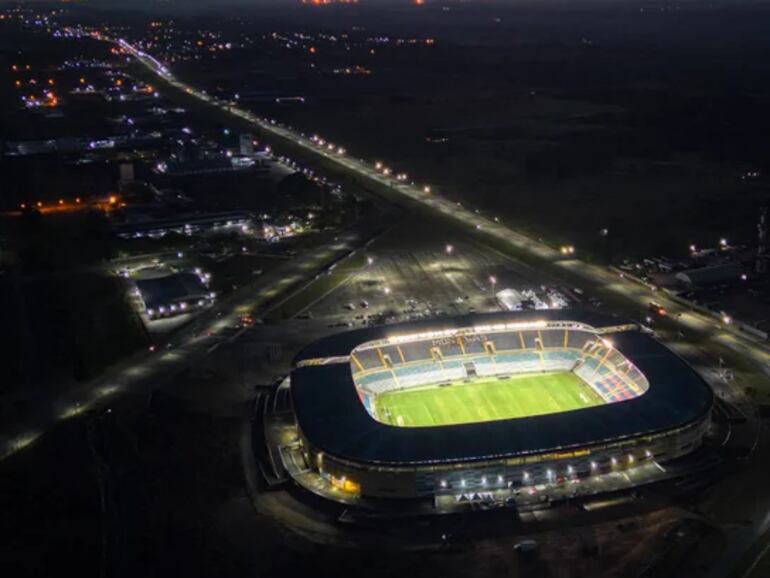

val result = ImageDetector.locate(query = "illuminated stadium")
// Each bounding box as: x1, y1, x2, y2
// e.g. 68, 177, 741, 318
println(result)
285, 311, 713, 502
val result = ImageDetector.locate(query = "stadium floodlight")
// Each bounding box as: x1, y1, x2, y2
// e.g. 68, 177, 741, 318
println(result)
722, 314, 732, 325
375, 161, 383, 170
689, 244, 697, 253
367, 256, 374, 266
719, 238, 728, 248
445, 244, 454, 255
423, 185, 431, 194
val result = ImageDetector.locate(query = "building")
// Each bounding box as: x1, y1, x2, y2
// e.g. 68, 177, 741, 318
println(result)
135, 272, 214, 318
277, 311, 713, 503
111, 210, 254, 239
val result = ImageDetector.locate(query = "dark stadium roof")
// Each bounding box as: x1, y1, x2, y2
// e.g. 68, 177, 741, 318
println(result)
290, 310, 713, 466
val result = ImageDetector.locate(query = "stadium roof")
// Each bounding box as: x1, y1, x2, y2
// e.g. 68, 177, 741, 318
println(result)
290, 310, 713, 466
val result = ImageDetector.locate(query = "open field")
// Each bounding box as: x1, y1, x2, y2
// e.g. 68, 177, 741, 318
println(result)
374, 371, 604, 427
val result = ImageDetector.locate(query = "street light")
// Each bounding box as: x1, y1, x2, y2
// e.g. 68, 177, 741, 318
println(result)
423, 185, 431, 194
489, 275, 497, 292
720, 238, 728, 249
367, 256, 374, 266
384, 286, 391, 295
445, 244, 454, 255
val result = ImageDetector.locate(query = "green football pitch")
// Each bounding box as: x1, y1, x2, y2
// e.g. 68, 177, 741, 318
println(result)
373, 371, 605, 427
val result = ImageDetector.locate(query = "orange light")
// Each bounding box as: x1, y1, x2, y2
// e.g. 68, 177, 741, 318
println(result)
109, 195, 118, 205
58, 199, 64, 205
36, 201, 43, 208
115, 79, 123, 87
11, 64, 18, 72
20, 203, 27, 210
309, 46, 316, 54
14, 80, 21, 88
79, 77, 86, 84
75, 197, 81, 204
48, 78, 55, 86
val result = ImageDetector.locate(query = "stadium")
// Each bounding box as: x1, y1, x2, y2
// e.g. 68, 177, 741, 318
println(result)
283, 311, 713, 503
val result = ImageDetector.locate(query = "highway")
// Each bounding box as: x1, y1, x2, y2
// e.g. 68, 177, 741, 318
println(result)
0, 231, 364, 461
110, 33, 770, 376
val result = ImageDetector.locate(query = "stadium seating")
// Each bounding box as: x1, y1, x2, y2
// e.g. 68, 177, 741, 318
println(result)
435, 339, 464, 359
352, 348, 383, 372
567, 330, 593, 350
488, 332, 522, 352
462, 337, 487, 354
540, 330, 565, 349
351, 328, 648, 409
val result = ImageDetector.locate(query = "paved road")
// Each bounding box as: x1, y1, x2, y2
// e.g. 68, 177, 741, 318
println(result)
105, 33, 770, 378
0, 231, 362, 461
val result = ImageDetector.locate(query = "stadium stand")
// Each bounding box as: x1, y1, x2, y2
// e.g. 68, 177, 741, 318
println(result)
351, 327, 649, 414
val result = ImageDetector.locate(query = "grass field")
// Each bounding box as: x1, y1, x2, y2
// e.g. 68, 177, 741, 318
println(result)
374, 372, 605, 427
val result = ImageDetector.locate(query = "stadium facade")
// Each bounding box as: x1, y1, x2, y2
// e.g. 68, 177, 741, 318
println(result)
287, 311, 713, 501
